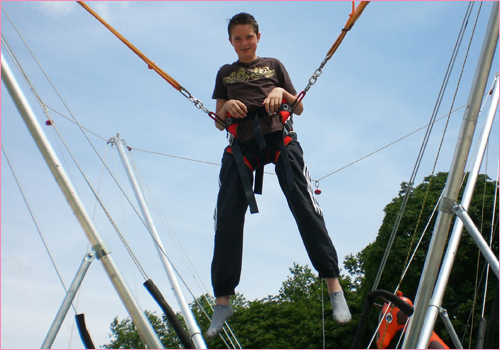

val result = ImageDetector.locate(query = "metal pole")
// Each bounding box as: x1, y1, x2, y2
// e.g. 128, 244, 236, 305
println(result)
403, 3, 499, 348
453, 204, 499, 277
112, 135, 207, 349
41, 252, 95, 349
416, 76, 499, 348
1, 53, 164, 350
438, 308, 463, 349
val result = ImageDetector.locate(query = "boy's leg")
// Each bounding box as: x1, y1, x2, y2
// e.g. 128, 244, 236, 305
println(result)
211, 148, 249, 297
208, 148, 249, 337
275, 137, 340, 278
275, 136, 351, 323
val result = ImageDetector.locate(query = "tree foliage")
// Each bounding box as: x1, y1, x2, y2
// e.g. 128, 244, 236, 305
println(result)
101, 172, 498, 349
345, 172, 499, 348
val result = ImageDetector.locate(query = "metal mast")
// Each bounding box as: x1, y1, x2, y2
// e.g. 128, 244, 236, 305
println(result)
403, 2, 499, 348
417, 76, 499, 348
1, 53, 164, 349
112, 134, 207, 349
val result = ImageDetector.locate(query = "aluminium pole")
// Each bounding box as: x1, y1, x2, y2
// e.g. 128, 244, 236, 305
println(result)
42, 252, 95, 349
452, 204, 499, 277
112, 135, 207, 349
415, 76, 499, 348
403, 3, 499, 348
1, 53, 164, 350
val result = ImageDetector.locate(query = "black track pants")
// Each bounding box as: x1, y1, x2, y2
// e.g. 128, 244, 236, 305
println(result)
211, 133, 340, 297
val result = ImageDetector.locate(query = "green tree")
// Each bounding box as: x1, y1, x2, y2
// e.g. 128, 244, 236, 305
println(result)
102, 310, 181, 349
102, 172, 498, 349
201, 262, 356, 349
102, 264, 356, 349
345, 172, 498, 348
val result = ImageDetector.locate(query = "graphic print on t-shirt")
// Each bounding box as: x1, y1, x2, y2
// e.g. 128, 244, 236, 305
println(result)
223, 66, 276, 84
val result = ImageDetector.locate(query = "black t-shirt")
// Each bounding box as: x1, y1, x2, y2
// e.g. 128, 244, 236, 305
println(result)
212, 57, 297, 142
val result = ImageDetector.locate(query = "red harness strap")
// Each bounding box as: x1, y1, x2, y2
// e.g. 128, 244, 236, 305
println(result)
224, 100, 296, 214
226, 135, 293, 171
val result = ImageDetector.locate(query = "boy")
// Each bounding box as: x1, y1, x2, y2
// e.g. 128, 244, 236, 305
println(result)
207, 13, 351, 339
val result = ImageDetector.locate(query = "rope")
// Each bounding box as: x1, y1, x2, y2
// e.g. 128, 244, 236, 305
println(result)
313, 104, 467, 182
76, 1, 225, 128
1, 144, 77, 313
126, 143, 243, 349
2, 22, 151, 281
396, 1, 486, 291
77, 1, 180, 90
481, 165, 499, 317
325, 1, 370, 61
292, 1, 370, 108
371, 1, 479, 291
4, 19, 231, 343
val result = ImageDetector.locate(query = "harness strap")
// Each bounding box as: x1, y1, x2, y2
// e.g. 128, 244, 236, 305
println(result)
227, 142, 259, 214
279, 135, 296, 192
252, 110, 267, 196
254, 166, 264, 196
252, 111, 267, 151
224, 102, 296, 214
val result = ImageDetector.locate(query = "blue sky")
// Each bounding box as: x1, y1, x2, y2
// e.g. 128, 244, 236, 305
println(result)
1, 1, 498, 349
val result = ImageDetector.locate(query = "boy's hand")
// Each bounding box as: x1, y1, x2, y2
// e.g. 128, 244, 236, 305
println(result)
263, 87, 284, 115
225, 99, 247, 119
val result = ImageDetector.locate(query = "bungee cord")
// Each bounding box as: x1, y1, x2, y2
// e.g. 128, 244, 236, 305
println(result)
292, 1, 370, 109
76, 1, 226, 129
76, 1, 370, 132
6, 0, 460, 189
4, 2, 498, 348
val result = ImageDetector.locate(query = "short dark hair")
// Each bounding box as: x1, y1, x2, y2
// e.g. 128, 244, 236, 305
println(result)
227, 13, 259, 38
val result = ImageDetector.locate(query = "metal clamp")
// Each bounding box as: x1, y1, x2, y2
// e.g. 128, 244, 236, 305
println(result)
438, 196, 456, 214
92, 241, 111, 260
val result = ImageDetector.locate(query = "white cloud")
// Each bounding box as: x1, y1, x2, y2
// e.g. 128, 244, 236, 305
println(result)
92, 1, 130, 23
38, 1, 74, 18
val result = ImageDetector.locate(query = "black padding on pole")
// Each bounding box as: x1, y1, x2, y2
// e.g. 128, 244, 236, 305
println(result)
143, 279, 195, 349
351, 290, 414, 348
75, 313, 95, 349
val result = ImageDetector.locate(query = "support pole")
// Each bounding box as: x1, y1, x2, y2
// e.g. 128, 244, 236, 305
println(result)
438, 308, 463, 349
41, 252, 95, 349
416, 76, 499, 348
1, 53, 164, 350
403, 3, 499, 348
112, 135, 206, 349
453, 204, 499, 277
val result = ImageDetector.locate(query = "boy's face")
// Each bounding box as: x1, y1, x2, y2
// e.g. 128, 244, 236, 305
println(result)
229, 24, 261, 64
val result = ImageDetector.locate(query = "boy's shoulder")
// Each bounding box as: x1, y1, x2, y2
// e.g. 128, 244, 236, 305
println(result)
219, 57, 283, 71
258, 57, 283, 65
218, 57, 282, 70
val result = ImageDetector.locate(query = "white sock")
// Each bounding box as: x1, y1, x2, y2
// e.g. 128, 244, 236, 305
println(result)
330, 291, 352, 324
205, 305, 234, 339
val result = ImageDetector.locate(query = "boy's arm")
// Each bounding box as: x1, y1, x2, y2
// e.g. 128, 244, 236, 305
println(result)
214, 98, 248, 130
263, 87, 304, 116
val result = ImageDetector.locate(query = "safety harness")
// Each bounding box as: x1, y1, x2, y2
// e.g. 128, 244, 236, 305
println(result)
225, 100, 296, 214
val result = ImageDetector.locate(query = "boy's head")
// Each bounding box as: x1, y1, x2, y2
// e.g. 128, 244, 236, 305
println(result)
227, 12, 261, 63
227, 12, 259, 39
